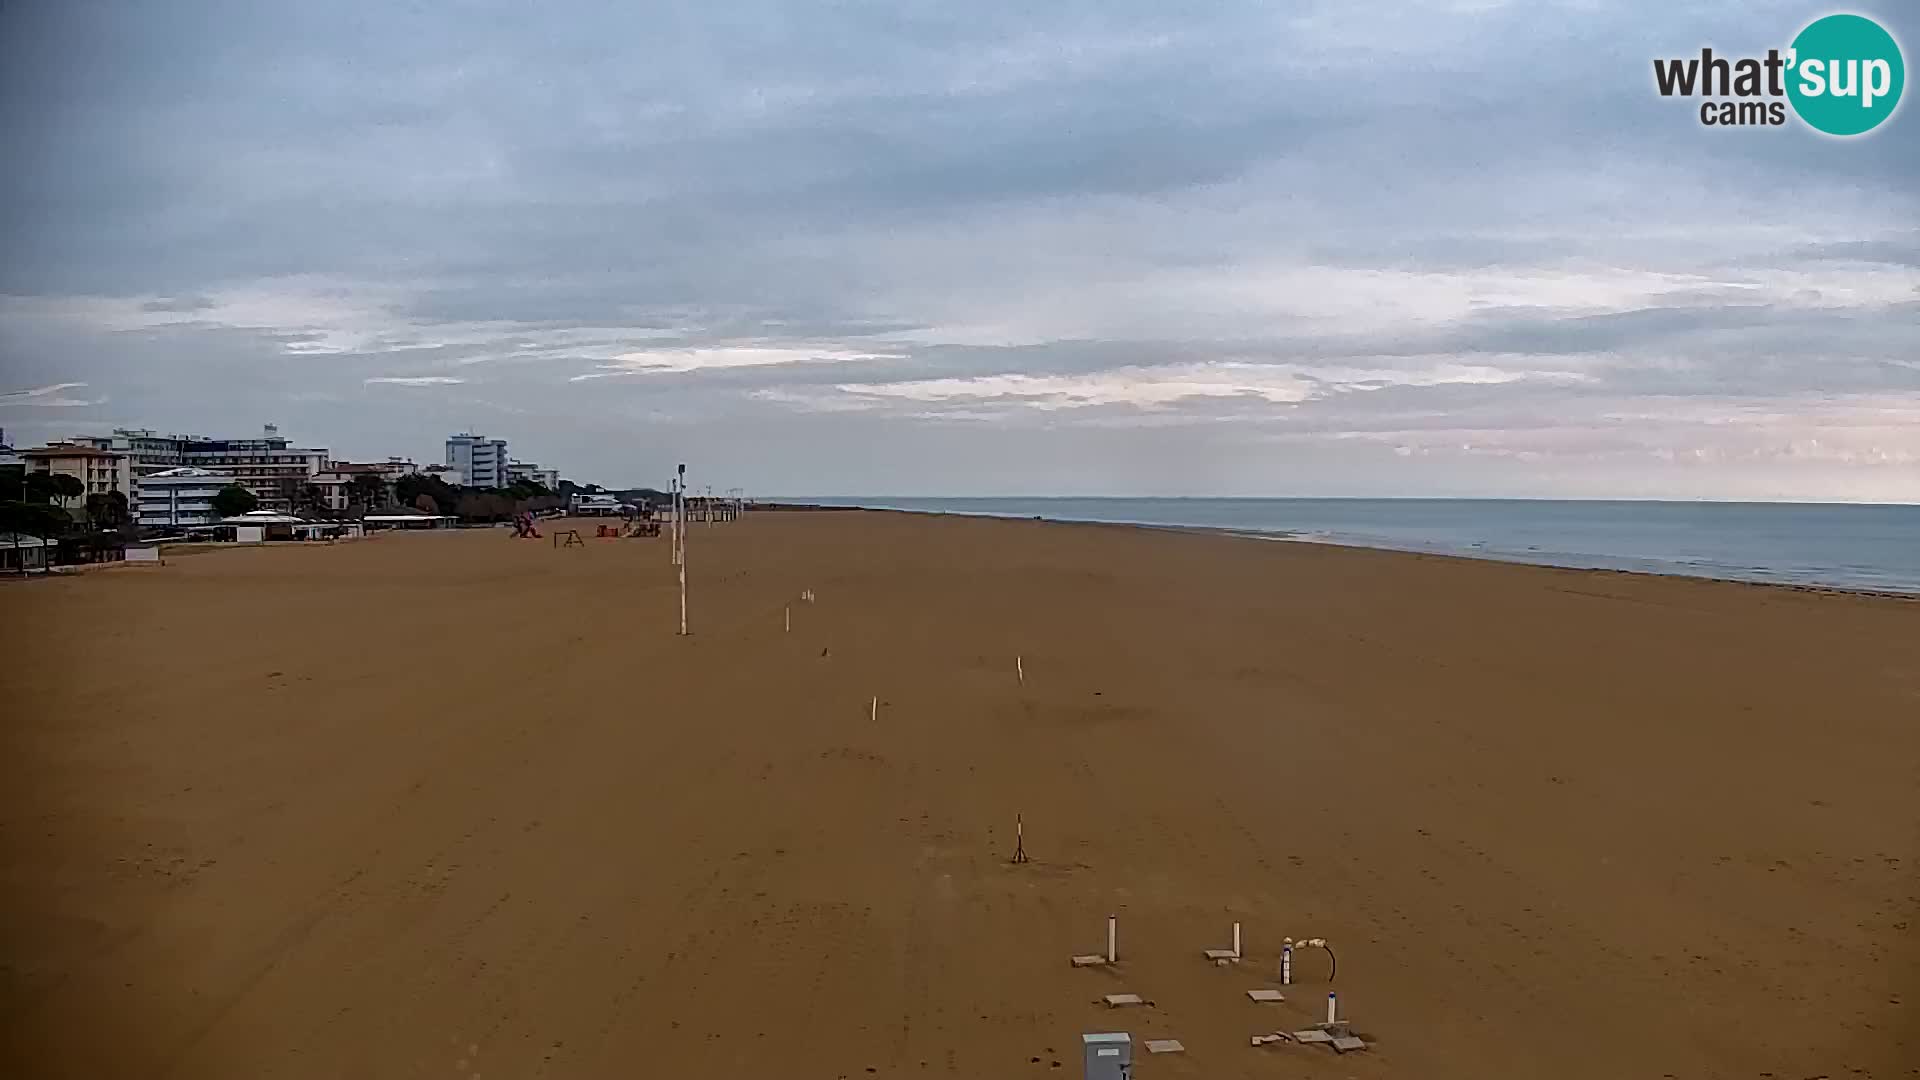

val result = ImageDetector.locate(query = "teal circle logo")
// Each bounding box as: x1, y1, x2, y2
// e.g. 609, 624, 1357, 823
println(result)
1787, 14, 1905, 136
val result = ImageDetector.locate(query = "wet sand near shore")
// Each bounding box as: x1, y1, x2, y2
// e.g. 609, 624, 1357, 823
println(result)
3, 510, 1916, 1078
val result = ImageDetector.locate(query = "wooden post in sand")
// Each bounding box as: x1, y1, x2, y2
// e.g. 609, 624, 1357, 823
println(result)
1016, 655, 1025, 686
870, 695, 878, 722
1107, 914, 1118, 964
785, 605, 790, 633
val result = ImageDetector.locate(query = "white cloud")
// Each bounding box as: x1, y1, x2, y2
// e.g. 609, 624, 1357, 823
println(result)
363, 375, 467, 386
572, 346, 897, 380
0, 382, 100, 407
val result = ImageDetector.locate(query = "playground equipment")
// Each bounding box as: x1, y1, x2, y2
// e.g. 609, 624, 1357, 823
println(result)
553, 529, 584, 548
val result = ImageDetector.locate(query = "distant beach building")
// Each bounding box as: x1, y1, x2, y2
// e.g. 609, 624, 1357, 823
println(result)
570, 492, 627, 516
135, 467, 227, 528
200, 509, 362, 543
311, 459, 417, 510
419, 464, 464, 487
445, 432, 509, 488
507, 459, 560, 489
361, 506, 454, 530
67, 424, 329, 512
0, 532, 52, 573
21, 443, 132, 507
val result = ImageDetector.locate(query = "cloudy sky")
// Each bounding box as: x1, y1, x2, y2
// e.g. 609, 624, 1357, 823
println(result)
2, 1, 1915, 499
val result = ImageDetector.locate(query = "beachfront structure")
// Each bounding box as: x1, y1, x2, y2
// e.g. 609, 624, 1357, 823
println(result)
203, 509, 361, 543
67, 428, 189, 483
176, 425, 328, 512
0, 532, 52, 573
310, 460, 412, 511
21, 444, 133, 507
67, 425, 330, 511
135, 467, 227, 528
309, 470, 353, 511
570, 492, 627, 516
362, 507, 454, 530
445, 433, 509, 488
419, 464, 464, 487
507, 460, 560, 489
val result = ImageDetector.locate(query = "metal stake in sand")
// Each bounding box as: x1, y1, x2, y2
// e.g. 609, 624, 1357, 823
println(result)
1011, 813, 1029, 864
1282, 940, 1293, 985
677, 463, 689, 636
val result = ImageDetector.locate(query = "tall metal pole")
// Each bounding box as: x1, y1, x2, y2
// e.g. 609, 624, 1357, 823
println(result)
677, 463, 688, 635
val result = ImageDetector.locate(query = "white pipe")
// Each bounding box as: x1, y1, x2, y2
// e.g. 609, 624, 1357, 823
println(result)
785, 605, 790, 632
870, 696, 877, 722
1233, 922, 1242, 959
1282, 943, 1292, 985
1107, 914, 1117, 964
1016, 655, 1024, 685
1326, 992, 1337, 1025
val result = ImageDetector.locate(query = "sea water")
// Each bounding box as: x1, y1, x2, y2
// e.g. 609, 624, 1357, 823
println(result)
797, 497, 1920, 595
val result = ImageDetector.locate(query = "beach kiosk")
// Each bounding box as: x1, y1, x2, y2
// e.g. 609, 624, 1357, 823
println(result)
217, 509, 306, 542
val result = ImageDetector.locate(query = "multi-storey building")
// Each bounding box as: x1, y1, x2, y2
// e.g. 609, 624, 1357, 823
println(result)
507, 460, 561, 489
446, 433, 509, 488
135, 467, 227, 528
20, 444, 133, 508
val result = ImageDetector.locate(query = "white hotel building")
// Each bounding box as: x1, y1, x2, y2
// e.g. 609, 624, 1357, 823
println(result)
135, 467, 228, 528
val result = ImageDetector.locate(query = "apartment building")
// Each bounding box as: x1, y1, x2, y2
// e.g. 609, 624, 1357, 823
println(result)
446, 432, 510, 488
21, 444, 132, 507
135, 467, 227, 528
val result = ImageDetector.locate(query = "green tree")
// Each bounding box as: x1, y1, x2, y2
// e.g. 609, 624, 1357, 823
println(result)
349, 472, 388, 507
22, 472, 59, 504
27, 472, 86, 506
413, 493, 440, 516
211, 484, 258, 518
0, 500, 72, 539
84, 490, 130, 530
297, 483, 328, 517
395, 472, 458, 512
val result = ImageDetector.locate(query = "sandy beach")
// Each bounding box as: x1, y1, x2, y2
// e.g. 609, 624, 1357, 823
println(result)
2, 510, 1915, 1079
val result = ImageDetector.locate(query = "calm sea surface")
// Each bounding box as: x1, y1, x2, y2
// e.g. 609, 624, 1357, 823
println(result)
796, 497, 1920, 595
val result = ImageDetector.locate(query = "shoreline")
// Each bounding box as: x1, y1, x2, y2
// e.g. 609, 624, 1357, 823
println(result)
774, 500, 1920, 600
